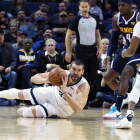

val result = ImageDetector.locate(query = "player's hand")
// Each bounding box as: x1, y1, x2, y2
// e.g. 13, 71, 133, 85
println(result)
96, 48, 102, 59
121, 49, 127, 58
5, 67, 11, 74
61, 75, 68, 93
65, 52, 71, 63
0, 66, 5, 72
104, 56, 110, 70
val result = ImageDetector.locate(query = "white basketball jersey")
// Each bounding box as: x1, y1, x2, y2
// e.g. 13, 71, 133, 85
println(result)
54, 71, 88, 116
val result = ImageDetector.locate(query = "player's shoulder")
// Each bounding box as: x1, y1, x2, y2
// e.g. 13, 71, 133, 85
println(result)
134, 21, 140, 28
112, 12, 120, 21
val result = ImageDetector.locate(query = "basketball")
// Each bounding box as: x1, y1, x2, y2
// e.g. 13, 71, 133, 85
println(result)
49, 67, 67, 86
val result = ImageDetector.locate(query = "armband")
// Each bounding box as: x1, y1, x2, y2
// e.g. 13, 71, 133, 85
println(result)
107, 31, 120, 57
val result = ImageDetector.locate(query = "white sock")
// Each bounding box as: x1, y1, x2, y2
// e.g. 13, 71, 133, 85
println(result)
0, 88, 19, 99
17, 107, 28, 116
126, 110, 134, 117
22, 107, 34, 118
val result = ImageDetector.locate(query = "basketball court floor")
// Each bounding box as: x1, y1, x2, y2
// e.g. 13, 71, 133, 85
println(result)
0, 106, 140, 140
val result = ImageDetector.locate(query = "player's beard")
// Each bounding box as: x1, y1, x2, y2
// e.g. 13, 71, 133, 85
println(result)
70, 74, 81, 82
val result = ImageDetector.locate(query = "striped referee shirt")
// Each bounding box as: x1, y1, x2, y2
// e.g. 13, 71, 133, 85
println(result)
68, 15, 99, 45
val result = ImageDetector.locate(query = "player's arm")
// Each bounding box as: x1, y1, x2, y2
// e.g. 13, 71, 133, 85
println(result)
122, 22, 140, 58
95, 29, 102, 59
30, 72, 50, 84
61, 75, 90, 114
106, 14, 120, 61
65, 29, 74, 62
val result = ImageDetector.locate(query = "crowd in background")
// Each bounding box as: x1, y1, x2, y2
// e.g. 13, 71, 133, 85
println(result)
0, 0, 139, 107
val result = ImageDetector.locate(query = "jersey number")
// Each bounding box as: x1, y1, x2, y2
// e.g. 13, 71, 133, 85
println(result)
126, 34, 131, 42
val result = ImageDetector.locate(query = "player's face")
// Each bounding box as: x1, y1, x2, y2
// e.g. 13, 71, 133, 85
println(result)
79, 2, 90, 16
69, 64, 84, 82
118, 2, 132, 16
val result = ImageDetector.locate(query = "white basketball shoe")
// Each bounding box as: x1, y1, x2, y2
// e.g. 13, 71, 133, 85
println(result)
115, 110, 134, 129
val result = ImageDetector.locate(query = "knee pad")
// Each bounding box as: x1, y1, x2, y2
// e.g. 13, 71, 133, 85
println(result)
22, 107, 34, 118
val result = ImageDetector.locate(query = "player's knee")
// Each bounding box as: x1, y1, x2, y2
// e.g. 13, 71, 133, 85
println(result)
103, 74, 112, 83
120, 69, 133, 80
22, 108, 34, 118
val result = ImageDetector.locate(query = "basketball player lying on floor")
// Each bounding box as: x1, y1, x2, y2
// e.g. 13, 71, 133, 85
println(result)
0, 60, 90, 118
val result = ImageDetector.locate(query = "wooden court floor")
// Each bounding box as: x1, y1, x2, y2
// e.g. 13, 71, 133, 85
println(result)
0, 106, 140, 140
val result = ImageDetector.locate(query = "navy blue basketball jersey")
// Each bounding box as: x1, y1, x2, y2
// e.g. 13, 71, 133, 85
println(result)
117, 11, 140, 50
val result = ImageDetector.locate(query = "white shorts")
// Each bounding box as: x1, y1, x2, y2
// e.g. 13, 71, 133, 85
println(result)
23, 87, 71, 118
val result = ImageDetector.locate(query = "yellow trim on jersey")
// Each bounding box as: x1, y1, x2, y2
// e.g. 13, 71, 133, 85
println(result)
119, 27, 133, 33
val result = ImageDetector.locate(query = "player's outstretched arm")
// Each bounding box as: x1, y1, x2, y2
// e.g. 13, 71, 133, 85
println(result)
30, 72, 50, 84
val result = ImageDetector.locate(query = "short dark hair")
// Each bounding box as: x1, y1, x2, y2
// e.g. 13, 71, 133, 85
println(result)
79, 0, 89, 5
71, 59, 85, 69
14, 0, 24, 7
41, 10, 49, 16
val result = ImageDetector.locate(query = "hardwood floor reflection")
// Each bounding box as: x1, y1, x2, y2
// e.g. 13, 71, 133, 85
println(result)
0, 106, 139, 140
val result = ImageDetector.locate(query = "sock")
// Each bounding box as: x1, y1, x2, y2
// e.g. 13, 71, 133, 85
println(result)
126, 110, 134, 122
115, 94, 124, 112
0, 88, 19, 100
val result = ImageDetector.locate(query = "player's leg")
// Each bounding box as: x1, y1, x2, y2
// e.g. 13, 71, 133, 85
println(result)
115, 72, 140, 129
17, 105, 44, 118
103, 68, 120, 91
17, 103, 61, 118
114, 65, 134, 112
0, 88, 27, 100
0, 87, 48, 105
103, 52, 129, 91
103, 53, 130, 119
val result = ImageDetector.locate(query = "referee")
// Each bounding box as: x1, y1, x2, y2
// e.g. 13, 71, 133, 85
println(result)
65, 0, 102, 98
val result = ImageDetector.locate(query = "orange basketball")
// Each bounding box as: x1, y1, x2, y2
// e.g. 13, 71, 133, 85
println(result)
49, 68, 67, 86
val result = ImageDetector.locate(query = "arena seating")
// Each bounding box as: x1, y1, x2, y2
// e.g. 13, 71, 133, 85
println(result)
0, 1, 79, 15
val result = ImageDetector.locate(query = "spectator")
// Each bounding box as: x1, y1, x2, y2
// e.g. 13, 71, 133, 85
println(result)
8, 0, 31, 18
39, 39, 63, 73
115, 34, 125, 55
78, 0, 104, 20
99, 38, 109, 72
102, 0, 117, 20
41, 10, 51, 27
0, 29, 17, 89
131, 4, 138, 12
12, 32, 27, 51
63, 0, 72, 12
16, 37, 39, 89
0, 13, 9, 35
70, 33, 76, 43
32, 28, 61, 52
0, 9, 6, 20
52, 2, 66, 25
52, 12, 68, 43
67, 11, 76, 23
17, 10, 33, 34
106, 11, 118, 34
29, 2, 51, 24
4, 20, 19, 43
28, 16, 49, 42
34, 10, 42, 23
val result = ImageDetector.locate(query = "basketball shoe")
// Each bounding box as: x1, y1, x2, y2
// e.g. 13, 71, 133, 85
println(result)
115, 110, 134, 129
102, 106, 122, 119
